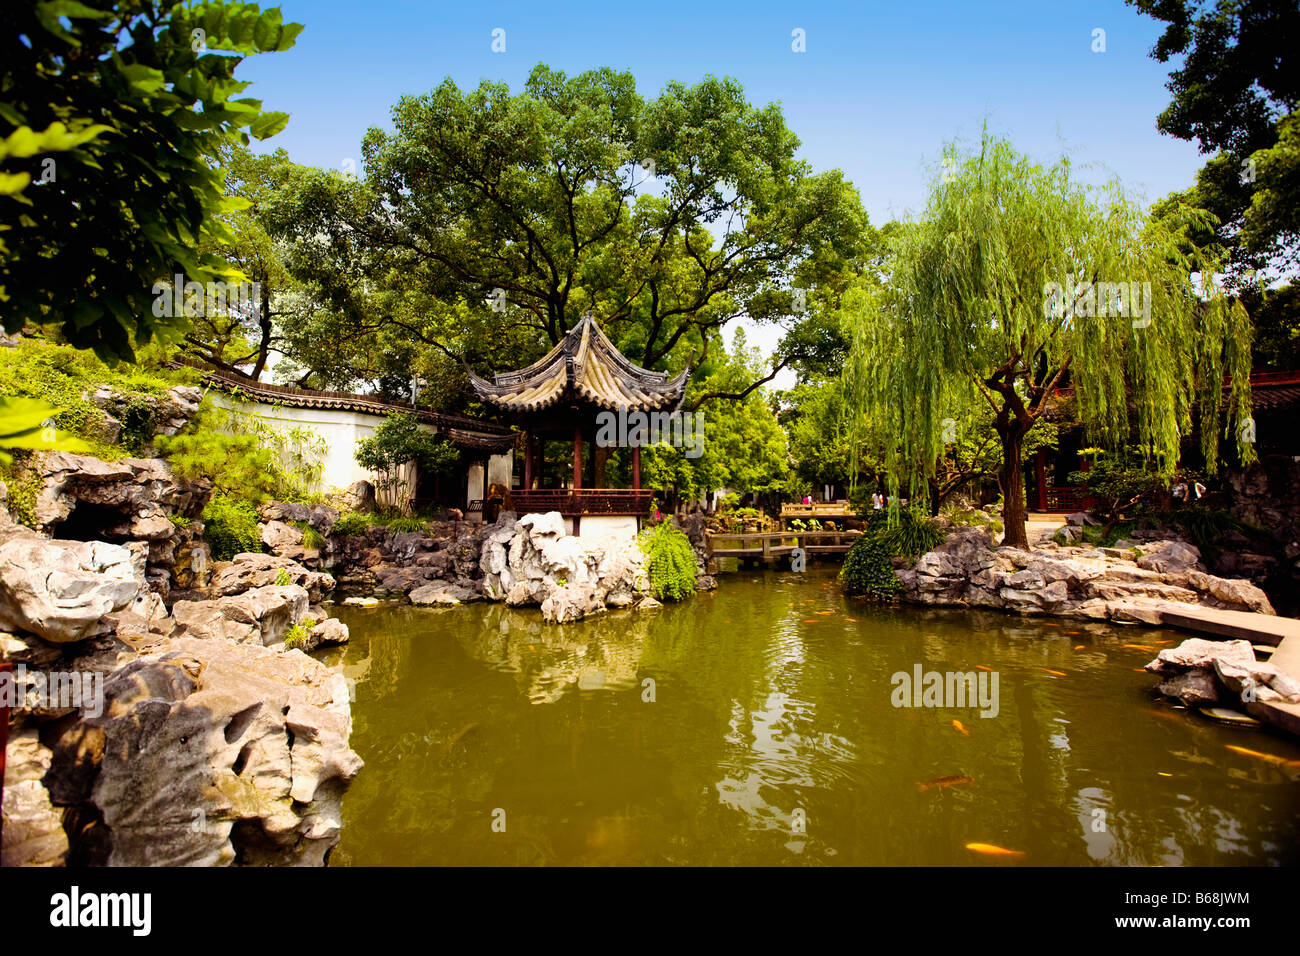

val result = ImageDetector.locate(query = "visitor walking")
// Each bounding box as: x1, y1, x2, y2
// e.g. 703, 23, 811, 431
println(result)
1171, 477, 1188, 507
872, 491, 884, 510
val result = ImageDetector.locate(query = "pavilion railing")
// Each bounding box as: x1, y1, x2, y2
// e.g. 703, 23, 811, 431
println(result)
1042, 486, 1096, 513
510, 488, 654, 516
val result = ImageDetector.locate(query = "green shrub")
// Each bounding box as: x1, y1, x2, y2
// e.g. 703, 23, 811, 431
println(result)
638, 522, 698, 602
283, 623, 310, 650
202, 494, 262, 561
289, 520, 326, 550
274, 568, 292, 586
385, 516, 427, 534
160, 407, 277, 503
840, 536, 903, 596
0, 457, 43, 529
841, 508, 944, 597
331, 512, 371, 537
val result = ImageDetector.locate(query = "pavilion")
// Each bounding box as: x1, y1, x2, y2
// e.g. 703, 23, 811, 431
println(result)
467, 312, 689, 537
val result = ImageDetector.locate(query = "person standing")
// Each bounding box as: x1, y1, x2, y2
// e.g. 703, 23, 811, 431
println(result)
1172, 477, 1188, 507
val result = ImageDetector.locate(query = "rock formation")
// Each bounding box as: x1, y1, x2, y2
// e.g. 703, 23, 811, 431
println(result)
897, 528, 1276, 622
478, 512, 652, 622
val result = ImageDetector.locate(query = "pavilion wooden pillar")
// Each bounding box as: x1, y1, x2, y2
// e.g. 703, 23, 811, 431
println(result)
632, 446, 641, 490
1034, 450, 1048, 512
572, 424, 583, 490
523, 431, 533, 491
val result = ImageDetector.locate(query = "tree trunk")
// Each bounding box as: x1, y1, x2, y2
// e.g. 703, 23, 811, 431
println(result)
998, 425, 1029, 549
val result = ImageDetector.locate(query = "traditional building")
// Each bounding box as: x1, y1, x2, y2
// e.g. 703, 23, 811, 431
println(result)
467, 312, 689, 537
178, 360, 516, 513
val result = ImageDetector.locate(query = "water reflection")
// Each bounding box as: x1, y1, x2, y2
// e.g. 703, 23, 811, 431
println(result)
320, 569, 1300, 866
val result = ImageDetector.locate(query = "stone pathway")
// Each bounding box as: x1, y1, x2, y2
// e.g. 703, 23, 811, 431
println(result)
1025, 512, 1067, 545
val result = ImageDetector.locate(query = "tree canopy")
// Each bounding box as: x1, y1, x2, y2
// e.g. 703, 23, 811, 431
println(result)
0, 0, 302, 360
842, 132, 1255, 548
271, 64, 867, 401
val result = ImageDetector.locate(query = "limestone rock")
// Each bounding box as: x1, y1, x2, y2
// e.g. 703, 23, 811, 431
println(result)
46, 636, 362, 866
0, 532, 144, 642
1136, 539, 1201, 574
1, 727, 70, 866
261, 519, 304, 558
409, 582, 480, 606
172, 584, 309, 646
212, 553, 335, 603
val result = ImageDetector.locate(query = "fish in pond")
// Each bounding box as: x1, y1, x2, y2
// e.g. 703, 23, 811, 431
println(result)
845, 618, 857, 623
965, 842, 1025, 857
1123, 644, 1153, 651
1073, 645, 1085, 650
952, 719, 970, 736
1226, 744, 1300, 769
1044, 668, 1067, 677
917, 775, 973, 792
803, 619, 819, 623
975, 665, 994, 672
818, 610, 834, 615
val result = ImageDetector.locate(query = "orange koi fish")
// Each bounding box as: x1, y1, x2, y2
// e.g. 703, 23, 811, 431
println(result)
975, 665, 995, 672
1123, 644, 1153, 651
917, 775, 973, 792
1073, 645, 1085, 651
965, 842, 1025, 857
952, 719, 970, 736
1044, 668, 1068, 677
1226, 744, 1300, 769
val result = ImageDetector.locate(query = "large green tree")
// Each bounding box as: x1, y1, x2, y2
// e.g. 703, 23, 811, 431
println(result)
843, 134, 1255, 549
1128, 0, 1299, 274
1, 0, 302, 360
278, 64, 866, 398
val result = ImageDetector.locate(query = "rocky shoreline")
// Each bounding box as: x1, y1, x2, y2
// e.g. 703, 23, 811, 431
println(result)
1, 429, 713, 865
897, 527, 1275, 623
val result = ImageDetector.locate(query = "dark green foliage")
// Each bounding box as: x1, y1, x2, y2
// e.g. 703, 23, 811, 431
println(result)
1174, 506, 1264, 560
638, 522, 697, 602
354, 413, 459, 512
159, 408, 277, 502
331, 512, 370, 537
202, 493, 261, 560
840, 509, 944, 597
1, 0, 303, 360
1068, 453, 1170, 519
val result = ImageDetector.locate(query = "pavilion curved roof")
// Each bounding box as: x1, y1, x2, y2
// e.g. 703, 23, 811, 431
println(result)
467, 313, 689, 414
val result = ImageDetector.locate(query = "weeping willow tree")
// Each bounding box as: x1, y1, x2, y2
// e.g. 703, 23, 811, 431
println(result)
843, 133, 1254, 549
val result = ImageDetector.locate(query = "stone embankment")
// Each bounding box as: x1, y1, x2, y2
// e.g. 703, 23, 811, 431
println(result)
0, 481, 360, 867
898, 528, 1275, 623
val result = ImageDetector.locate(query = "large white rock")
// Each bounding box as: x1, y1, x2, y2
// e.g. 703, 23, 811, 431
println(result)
480, 512, 650, 621
0, 532, 144, 642
45, 636, 362, 866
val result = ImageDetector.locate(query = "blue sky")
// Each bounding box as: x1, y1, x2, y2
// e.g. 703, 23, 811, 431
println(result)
238, 0, 1205, 380
240, 0, 1204, 224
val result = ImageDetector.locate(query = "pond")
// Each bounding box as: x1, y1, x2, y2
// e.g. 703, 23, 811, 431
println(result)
318, 567, 1300, 866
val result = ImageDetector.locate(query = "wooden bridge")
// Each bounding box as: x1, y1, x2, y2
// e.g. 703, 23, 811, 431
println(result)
706, 530, 861, 565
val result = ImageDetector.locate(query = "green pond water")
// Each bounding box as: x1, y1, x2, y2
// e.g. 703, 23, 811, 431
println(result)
318, 567, 1300, 866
